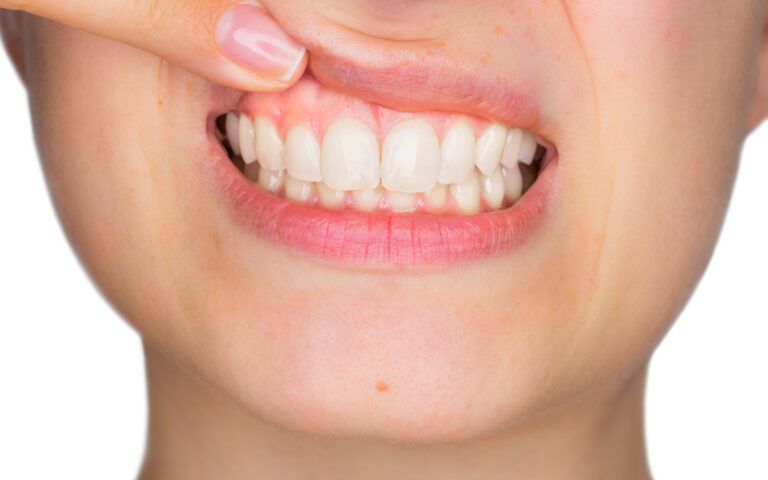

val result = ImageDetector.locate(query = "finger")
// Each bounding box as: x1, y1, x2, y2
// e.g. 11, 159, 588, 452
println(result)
0, 0, 308, 92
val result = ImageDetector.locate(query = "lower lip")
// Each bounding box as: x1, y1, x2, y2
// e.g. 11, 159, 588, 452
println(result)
207, 131, 557, 269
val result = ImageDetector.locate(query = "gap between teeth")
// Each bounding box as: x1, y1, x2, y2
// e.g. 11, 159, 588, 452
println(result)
224, 112, 542, 215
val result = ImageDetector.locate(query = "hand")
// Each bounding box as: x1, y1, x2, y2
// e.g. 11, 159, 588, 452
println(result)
0, 0, 308, 91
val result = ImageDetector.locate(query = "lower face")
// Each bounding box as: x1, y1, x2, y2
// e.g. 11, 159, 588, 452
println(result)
23, 1, 760, 442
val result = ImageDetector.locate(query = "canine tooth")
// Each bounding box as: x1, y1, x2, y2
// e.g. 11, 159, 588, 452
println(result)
475, 124, 508, 175
244, 162, 260, 182
425, 183, 448, 211
258, 168, 285, 193
352, 188, 381, 212
382, 118, 441, 193
500, 129, 524, 168
321, 118, 380, 191
450, 169, 481, 215
439, 121, 475, 184
481, 169, 505, 210
501, 165, 524, 202
226, 113, 241, 156
285, 177, 315, 204
255, 117, 286, 171
239, 115, 257, 164
316, 182, 346, 209
518, 131, 538, 165
388, 192, 417, 213
285, 125, 322, 182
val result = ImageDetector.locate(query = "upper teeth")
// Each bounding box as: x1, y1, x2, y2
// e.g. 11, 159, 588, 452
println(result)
225, 112, 542, 214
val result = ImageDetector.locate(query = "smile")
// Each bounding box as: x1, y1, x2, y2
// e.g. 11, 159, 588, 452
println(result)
210, 77, 558, 269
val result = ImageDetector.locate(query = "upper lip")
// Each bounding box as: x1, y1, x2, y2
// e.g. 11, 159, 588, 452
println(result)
259, 4, 541, 133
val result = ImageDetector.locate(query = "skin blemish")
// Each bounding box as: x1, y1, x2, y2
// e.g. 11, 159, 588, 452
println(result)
375, 381, 390, 393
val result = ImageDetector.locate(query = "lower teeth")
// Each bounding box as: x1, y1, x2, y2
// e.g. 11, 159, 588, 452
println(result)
216, 113, 545, 215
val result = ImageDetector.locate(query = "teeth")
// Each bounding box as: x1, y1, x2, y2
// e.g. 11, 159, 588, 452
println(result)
321, 118, 381, 191
439, 121, 476, 184
425, 183, 448, 211
239, 115, 257, 165
285, 124, 322, 182
450, 169, 482, 215
352, 188, 382, 212
381, 118, 441, 193
258, 168, 285, 194
388, 192, 418, 213
226, 112, 544, 215
285, 176, 315, 204
475, 124, 508, 176
316, 182, 347, 209
500, 129, 524, 168
518, 131, 538, 165
226, 113, 241, 156
481, 168, 505, 210
255, 117, 286, 171
501, 164, 524, 203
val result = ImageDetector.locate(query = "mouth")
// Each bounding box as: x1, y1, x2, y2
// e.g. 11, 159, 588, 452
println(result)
209, 76, 557, 269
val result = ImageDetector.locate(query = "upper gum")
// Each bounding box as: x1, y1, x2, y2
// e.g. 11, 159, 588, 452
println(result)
237, 77, 513, 140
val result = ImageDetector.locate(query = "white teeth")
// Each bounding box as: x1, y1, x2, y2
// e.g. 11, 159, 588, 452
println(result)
425, 183, 448, 211
388, 192, 418, 213
439, 121, 476, 184
226, 113, 241, 156
450, 169, 481, 215
518, 131, 538, 165
285, 176, 315, 204
352, 188, 381, 212
475, 124, 508, 176
239, 115, 257, 165
321, 118, 381, 191
481, 168, 505, 210
258, 168, 285, 194
316, 182, 346, 209
501, 164, 524, 203
500, 129, 524, 168
382, 118, 441, 193
255, 117, 286, 171
285, 125, 322, 182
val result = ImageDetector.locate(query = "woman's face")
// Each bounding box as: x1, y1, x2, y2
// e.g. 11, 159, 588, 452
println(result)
12, 1, 767, 442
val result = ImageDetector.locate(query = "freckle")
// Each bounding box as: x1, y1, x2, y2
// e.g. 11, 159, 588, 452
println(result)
494, 25, 504, 35
376, 381, 389, 393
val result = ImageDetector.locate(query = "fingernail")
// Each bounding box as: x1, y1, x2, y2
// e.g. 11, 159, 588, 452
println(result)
216, 4, 307, 83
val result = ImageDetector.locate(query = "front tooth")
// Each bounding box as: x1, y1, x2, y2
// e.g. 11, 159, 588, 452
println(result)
381, 118, 441, 193
518, 131, 538, 165
425, 183, 448, 211
352, 188, 381, 212
475, 124, 508, 175
255, 117, 286, 171
239, 115, 257, 165
450, 169, 481, 215
501, 164, 524, 203
226, 113, 241, 156
258, 168, 285, 193
439, 121, 475, 184
285, 125, 322, 182
321, 118, 381, 191
285, 176, 315, 204
316, 182, 346, 209
500, 129, 524, 168
388, 192, 417, 213
481, 169, 505, 210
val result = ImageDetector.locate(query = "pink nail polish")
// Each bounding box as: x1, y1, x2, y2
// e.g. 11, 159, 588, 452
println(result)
216, 4, 306, 83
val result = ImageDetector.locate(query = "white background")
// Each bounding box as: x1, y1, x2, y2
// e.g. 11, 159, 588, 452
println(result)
1, 47, 766, 479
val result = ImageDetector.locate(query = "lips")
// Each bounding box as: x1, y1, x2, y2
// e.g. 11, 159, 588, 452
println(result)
205, 29, 557, 268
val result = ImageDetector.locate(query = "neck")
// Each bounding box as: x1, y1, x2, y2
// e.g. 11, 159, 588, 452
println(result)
139, 345, 652, 480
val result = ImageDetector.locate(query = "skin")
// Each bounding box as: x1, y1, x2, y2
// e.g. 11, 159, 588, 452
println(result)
3, 1, 768, 478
